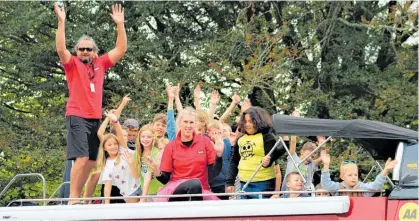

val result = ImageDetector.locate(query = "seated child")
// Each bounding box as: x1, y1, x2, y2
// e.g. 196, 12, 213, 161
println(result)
315, 184, 330, 197
320, 151, 398, 197
281, 172, 311, 198
98, 112, 141, 204
208, 120, 232, 200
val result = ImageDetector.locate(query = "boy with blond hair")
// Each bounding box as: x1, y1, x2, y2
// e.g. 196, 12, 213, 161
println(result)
320, 150, 398, 197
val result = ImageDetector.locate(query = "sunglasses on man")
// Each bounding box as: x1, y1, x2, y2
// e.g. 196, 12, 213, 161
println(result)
77, 47, 94, 52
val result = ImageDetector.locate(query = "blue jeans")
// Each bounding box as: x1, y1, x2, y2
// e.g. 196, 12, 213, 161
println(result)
240, 178, 275, 199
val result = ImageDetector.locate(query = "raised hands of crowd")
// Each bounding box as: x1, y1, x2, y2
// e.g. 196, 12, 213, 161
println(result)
121, 149, 134, 165
54, 2, 66, 23
143, 155, 160, 175
166, 84, 174, 100
212, 130, 224, 157
193, 84, 202, 110
232, 93, 240, 106
241, 99, 252, 113
210, 89, 220, 106
114, 94, 131, 118
121, 94, 131, 107
172, 84, 180, 98
104, 110, 118, 124
320, 149, 331, 170
110, 4, 124, 25
382, 158, 398, 176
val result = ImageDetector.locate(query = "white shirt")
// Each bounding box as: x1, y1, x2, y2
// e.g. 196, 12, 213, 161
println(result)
101, 147, 140, 196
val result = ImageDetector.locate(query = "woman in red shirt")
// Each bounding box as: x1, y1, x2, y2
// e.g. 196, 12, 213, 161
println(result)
145, 107, 223, 201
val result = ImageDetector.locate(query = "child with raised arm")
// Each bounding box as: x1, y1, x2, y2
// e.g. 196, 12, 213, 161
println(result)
166, 84, 180, 141
97, 112, 141, 204
83, 95, 131, 204
320, 150, 398, 197
281, 111, 322, 192
207, 120, 232, 200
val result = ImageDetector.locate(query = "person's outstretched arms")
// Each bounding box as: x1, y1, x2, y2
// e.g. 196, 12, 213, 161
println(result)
54, 2, 71, 64
107, 4, 127, 64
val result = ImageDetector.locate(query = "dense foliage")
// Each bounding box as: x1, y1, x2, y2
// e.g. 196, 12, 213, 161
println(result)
0, 1, 417, 205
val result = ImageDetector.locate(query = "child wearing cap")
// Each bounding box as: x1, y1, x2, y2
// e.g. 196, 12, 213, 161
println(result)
122, 118, 140, 150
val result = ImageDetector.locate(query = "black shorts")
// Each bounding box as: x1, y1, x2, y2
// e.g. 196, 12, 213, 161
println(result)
66, 116, 100, 161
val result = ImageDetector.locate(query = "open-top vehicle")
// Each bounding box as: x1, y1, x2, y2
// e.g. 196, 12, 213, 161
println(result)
0, 114, 417, 220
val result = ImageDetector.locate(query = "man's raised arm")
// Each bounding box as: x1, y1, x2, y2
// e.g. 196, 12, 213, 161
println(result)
108, 4, 127, 64
54, 3, 72, 64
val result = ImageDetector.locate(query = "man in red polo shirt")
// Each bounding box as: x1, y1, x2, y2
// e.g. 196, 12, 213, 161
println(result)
54, 3, 127, 204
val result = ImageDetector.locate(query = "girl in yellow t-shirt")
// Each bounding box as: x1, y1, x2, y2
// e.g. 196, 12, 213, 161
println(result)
226, 106, 285, 199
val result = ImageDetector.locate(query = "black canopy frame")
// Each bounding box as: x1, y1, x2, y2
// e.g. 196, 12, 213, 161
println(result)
272, 115, 418, 160
241, 115, 418, 193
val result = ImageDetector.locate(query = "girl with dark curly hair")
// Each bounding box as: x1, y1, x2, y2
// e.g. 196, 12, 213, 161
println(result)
226, 106, 285, 199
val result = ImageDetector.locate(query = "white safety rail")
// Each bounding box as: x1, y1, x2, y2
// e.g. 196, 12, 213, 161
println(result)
0, 196, 350, 220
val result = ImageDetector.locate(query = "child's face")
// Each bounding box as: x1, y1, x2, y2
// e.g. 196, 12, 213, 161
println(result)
244, 114, 257, 135
300, 150, 313, 165
153, 121, 167, 138
140, 130, 154, 148
126, 129, 138, 142
208, 127, 222, 142
316, 188, 330, 197
222, 125, 231, 139
104, 138, 119, 157
342, 166, 359, 187
286, 174, 304, 191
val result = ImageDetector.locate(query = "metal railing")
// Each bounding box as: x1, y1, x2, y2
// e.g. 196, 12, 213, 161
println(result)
6, 189, 384, 205
0, 173, 46, 206
45, 181, 70, 205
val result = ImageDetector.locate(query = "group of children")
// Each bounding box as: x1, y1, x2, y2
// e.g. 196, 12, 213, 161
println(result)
84, 84, 398, 203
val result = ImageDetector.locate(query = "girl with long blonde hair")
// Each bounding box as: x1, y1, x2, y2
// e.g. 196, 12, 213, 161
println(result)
97, 112, 141, 204
134, 125, 164, 202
